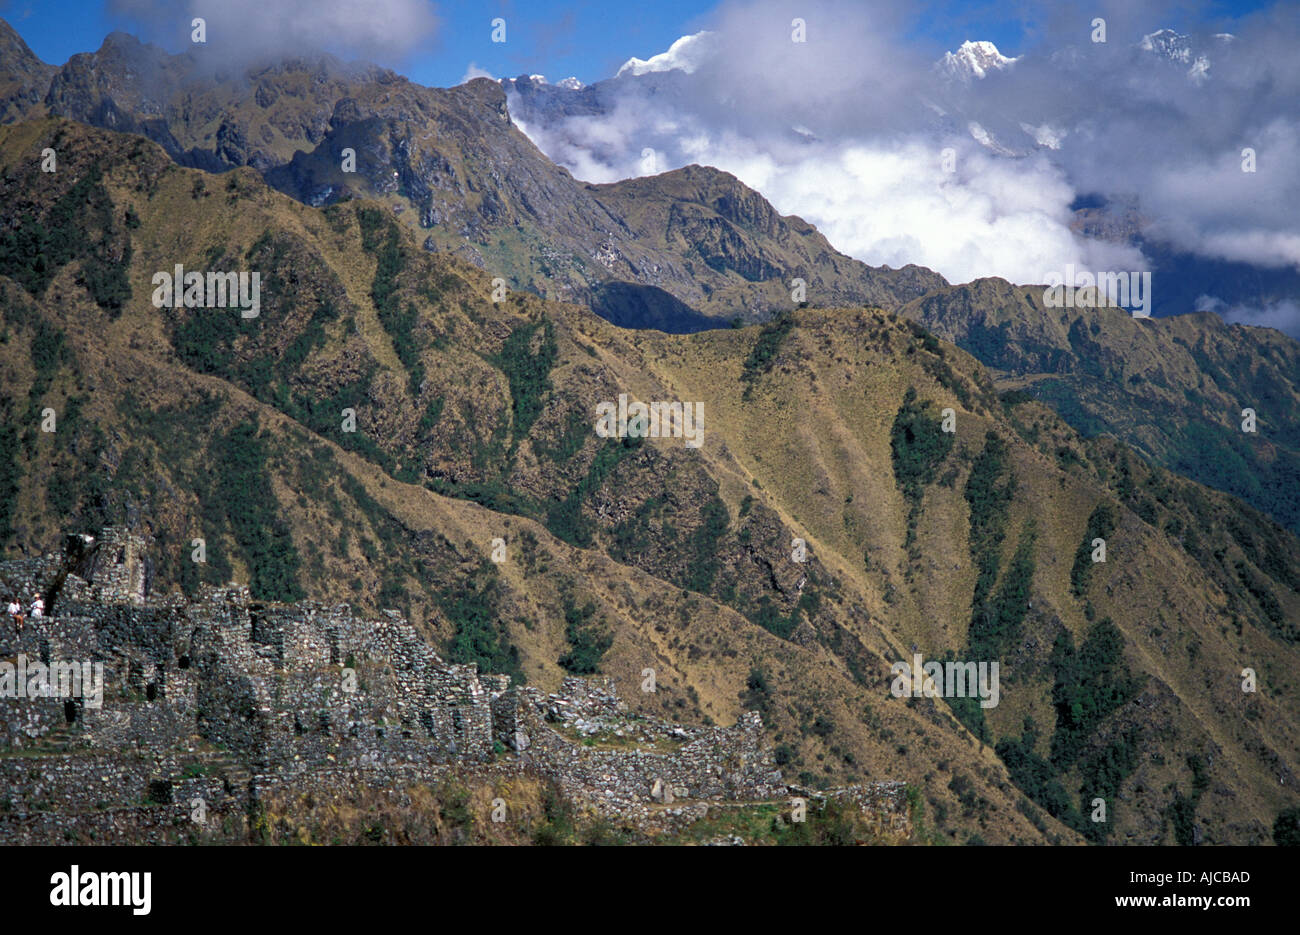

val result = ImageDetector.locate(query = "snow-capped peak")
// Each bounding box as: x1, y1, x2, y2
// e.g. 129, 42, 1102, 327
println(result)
938, 40, 1020, 81
556, 77, 583, 90
1140, 28, 1191, 63
616, 31, 715, 78
1140, 28, 1215, 82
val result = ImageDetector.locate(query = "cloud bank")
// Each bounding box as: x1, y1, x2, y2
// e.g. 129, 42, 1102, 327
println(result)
507, 0, 1300, 331
108, 0, 439, 65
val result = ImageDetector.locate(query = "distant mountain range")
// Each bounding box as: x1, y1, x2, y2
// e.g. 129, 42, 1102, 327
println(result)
504, 29, 1300, 322
2, 15, 1299, 533
0, 20, 943, 330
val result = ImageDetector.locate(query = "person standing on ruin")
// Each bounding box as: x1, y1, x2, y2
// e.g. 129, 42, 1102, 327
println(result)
30, 595, 44, 620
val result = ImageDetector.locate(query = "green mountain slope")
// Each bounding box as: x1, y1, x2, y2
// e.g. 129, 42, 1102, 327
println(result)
902, 277, 1300, 536
2, 118, 1298, 845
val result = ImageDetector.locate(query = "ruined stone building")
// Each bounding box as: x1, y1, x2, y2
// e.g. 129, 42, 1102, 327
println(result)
0, 528, 907, 843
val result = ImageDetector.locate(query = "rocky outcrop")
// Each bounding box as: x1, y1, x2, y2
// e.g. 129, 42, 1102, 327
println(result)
0, 19, 54, 123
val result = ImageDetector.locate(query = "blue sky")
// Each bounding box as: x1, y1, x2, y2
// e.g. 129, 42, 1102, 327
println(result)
3, 0, 714, 86
1, 0, 1280, 89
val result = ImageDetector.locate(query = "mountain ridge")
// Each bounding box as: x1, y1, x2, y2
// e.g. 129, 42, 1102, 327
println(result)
0, 19, 945, 331
902, 276, 1300, 535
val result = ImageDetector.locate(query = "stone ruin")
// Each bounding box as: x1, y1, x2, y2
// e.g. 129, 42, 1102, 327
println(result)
0, 527, 910, 843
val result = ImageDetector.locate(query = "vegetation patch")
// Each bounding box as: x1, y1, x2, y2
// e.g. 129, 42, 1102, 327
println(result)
494, 319, 558, 448
545, 436, 639, 548
1070, 502, 1117, 597
891, 387, 955, 550
1164, 754, 1210, 846
741, 311, 795, 399
993, 617, 1145, 841
440, 566, 523, 684
557, 594, 612, 675
0, 398, 21, 547
211, 421, 304, 602
967, 527, 1035, 661
0, 164, 131, 313
963, 433, 1015, 610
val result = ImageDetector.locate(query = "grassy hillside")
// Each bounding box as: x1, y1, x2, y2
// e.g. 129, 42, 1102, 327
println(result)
2, 118, 1298, 845
903, 278, 1300, 538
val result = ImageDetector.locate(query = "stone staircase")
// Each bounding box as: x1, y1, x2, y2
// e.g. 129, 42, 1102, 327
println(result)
28, 721, 86, 754
196, 752, 254, 793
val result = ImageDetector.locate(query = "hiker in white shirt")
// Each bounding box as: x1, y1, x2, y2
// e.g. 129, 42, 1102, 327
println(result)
30, 596, 44, 618
7, 597, 23, 633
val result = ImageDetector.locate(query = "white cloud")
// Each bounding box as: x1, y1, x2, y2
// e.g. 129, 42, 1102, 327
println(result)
1197, 295, 1300, 337
1021, 122, 1065, 149
508, 0, 1300, 294
460, 62, 495, 83
736, 140, 1141, 285
109, 0, 439, 63
616, 31, 716, 77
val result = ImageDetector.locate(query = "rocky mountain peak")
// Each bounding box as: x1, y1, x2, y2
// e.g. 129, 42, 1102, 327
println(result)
937, 39, 1020, 81
0, 16, 55, 122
